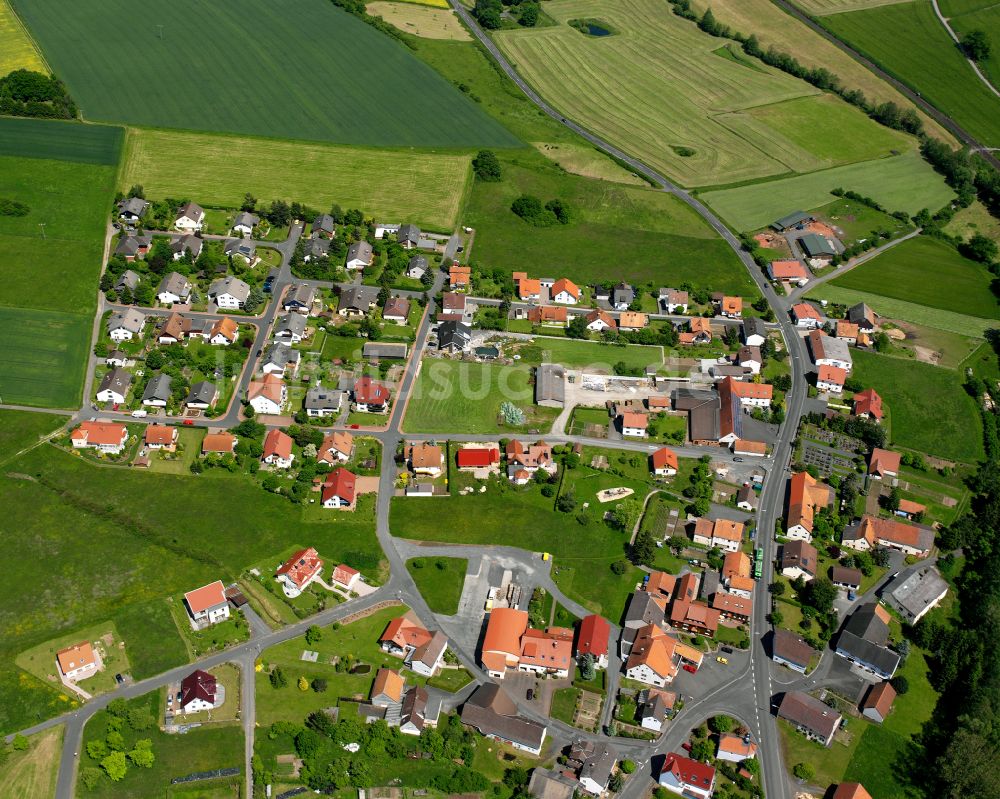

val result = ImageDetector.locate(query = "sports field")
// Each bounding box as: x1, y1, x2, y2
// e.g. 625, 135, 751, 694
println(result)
467, 154, 756, 293
0, 308, 92, 408
699, 151, 953, 231
822, 0, 1000, 146
119, 128, 473, 230
494, 0, 915, 187
13, 0, 517, 148
0, 0, 45, 74
830, 236, 999, 318
366, 2, 471, 40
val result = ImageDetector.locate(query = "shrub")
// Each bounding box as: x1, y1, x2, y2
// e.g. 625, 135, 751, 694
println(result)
610, 560, 628, 575
792, 762, 814, 781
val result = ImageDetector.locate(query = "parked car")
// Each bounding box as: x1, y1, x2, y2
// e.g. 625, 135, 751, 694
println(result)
526, 689, 534, 701
720, 646, 734, 654
682, 663, 697, 674
183, 419, 194, 426
716, 656, 729, 665
115, 673, 124, 685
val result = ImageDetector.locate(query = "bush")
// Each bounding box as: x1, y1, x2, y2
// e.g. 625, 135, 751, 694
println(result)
891, 674, 910, 695
610, 560, 628, 575
472, 150, 502, 182
792, 762, 814, 781
620, 759, 636, 773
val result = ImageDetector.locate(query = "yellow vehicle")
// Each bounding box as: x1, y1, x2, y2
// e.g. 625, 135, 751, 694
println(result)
542, 552, 551, 561
716, 656, 729, 664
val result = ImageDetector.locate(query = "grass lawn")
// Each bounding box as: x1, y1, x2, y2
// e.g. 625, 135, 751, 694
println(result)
842, 724, 912, 799
78, 691, 243, 799
0, 409, 66, 464
147, 428, 204, 475
16, 622, 131, 698
531, 140, 648, 185
568, 406, 611, 437
810, 195, 914, 245
830, 236, 999, 319
14, 0, 517, 149
822, 0, 1000, 147
517, 337, 663, 371
0, 726, 62, 799
777, 715, 867, 787
465, 153, 756, 294
700, 151, 953, 231
426, 667, 474, 692
112, 599, 188, 680
407, 557, 466, 614
550, 686, 580, 726
119, 128, 475, 231
403, 360, 561, 434
851, 349, 984, 462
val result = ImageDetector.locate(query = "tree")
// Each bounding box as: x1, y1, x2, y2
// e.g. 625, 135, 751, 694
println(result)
305, 625, 323, 645
473, 0, 502, 29
689, 739, 713, 761
472, 150, 502, 182
555, 491, 577, 513
883, 486, 901, 513
269, 666, 287, 689
567, 314, 590, 339
268, 199, 291, 227
612, 498, 641, 531
961, 29, 992, 62
630, 528, 656, 567
106, 731, 126, 752
610, 560, 627, 575
80, 768, 102, 790
11, 734, 28, 751
793, 762, 815, 781
101, 751, 128, 782
960, 232, 999, 264
128, 742, 155, 769
891, 674, 910, 694
769, 581, 787, 596
803, 578, 837, 614
709, 715, 734, 733
144, 349, 165, 370
244, 286, 265, 314
241, 192, 257, 212
519, 3, 539, 26
503, 766, 529, 790
312, 678, 328, 693
87, 739, 109, 761
620, 759, 636, 774
579, 652, 597, 681
608, 772, 624, 792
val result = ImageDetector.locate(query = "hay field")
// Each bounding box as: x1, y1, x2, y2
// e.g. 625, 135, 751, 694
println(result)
0, 726, 63, 799
120, 128, 473, 229
0, 0, 45, 74
366, 2, 471, 39
794, 0, 913, 13
532, 141, 648, 185
13, 0, 516, 148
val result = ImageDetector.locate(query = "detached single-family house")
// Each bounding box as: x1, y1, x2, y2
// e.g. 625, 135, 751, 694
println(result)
834, 320, 860, 344
514, 272, 541, 301
106, 349, 128, 367
157, 272, 192, 305
651, 447, 679, 477
397, 223, 421, 249
610, 282, 635, 310
117, 196, 149, 222
576, 743, 618, 796
406, 255, 428, 279
527, 305, 568, 327
831, 566, 862, 592
449, 264, 471, 290
777, 691, 842, 746
179, 669, 217, 713
768, 259, 809, 285
311, 214, 336, 239
585, 309, 615, 332
786, 471, 834, 542
680, 316, 713, 346
97, 367, 131, 405
346, 240, 374, 270
223, 238, 258, 266
620, 411, 648, 438
210, 317, 239, 346
247, 373, 286, 415
408, 442, 444, 477
742, 318, 766, 347
321, 467, 357, 509
283, 284, 315, 314
853, 388, 884, 423
262, 428, 295, 469
332, 563, 361, 592
771, 629, 813, 674
261, 342, 301, 377
186, 381, 219, 410
736, 345, 762, 374
174, 202, 204, 232
208, 276, 251, 309
274, 313, 307, 344
817, 364, 847, 393
142, 373, 173, 407
780, 540, 818, 581
551, 278, 580, 305
791, 302, 823, 329
353, 376, 390, 412
171, 234, 203, 261
847, 303, 877, 332
618, 311, 648, 330
659, 754, 716, 799
338, 285, 379, 317
383, 296, 411, 324
201, 431, 236, 455
460, 684, 547, 756
56, 642, 97, 681
115, 269, 142, 294
638, 688, 674, 732
868, 448, 901, 480
860, 682, 896, 724
717, 733, 757, 763
183, 580, 230, 627
718, 295, 743, 318
115, 235, 151, 262
625, 624, 678, 687
736, 484, 758, 512
575, 614, 610, 669
318, 431, 353, 464
842, 514, 934, 558
231, 211, 259, 237
660, 288, 689, 314
304, 387, 345, 419
303, 237, 330, 262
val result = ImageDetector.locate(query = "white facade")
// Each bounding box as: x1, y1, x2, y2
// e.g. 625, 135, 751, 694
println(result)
785, 524, 812, 542
622, 424, 647, 438
174, 214, 203, 232
97, 387, 127, 404
817, 376, 844, 393
625, 663, 672, 688
158, 289, 188, 305
213, 293, 243, 309
552, 290, 577, 305
322, 493, 352, 509
711, 535, 741, 554
250, 395, 282, 415
263, 452, 294, 469
109, 326, 136, 342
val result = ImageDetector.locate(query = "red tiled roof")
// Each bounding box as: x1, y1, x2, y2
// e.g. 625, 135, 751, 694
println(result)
57, 642, 95, 674
818, 364, 847, 386
184, 581, 227, 614
551, 278, 579, 299
869, 448, 901, 476
769, 260, 808, 279
332, 563, 359, 586
661, 753, 715, 790
853, 388, 883, 420
180, 669, 217, 708
832, 784, 873, 799
263, 428, 293, 460
576, 614, 610, 658
354, 376, 390, 405
621, 411, 648, 429
730, 380, 773, 400
456, 447, 500, 468
72, 420, 127, 446
144, 424, 176, 446
322, 467, 357, 505
276, 547, 323, 589
651, 447, 679, 471
381, 616, 433, 650
202, 432, 236, 453
792, 302, 822, 321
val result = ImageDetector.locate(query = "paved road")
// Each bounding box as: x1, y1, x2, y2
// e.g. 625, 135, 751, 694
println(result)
930, 0, 1000, 100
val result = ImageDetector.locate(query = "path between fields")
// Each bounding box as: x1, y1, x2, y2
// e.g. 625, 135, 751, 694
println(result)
930, 0, 1000, 100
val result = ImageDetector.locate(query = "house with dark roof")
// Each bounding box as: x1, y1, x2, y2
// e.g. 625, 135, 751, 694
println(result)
535, 363, 565, 408
303, 236, 330, 262
460, 684, 547, 755
311, 214, 335, 238
231, 211, 259, 237
771, 629, 813, 674
171, 233, 203, 261
273, 312, 307, 344
97, 367, 132, 405
223, 238, 258, 266
383, 296, 411, 324
883, 566, 949, 624
261, 343, 301, 377
346, 240, 374, 270
157, 272, 192, 305
397, 223, 421, 249
610, 282, 635, 310
186, 381, 219, 410
174, 201, 205, 232
771, 211, 813, 231
777, 691, 841, 746
438, 320, 472, 353
179, 669, 218, 713
283, 284, 315, 314
304, 386, 345, 418
115, 234, 151, 261
117, 196, 149, 222
406, 255, 428, 279
338, 285, 379, 317
575, 742, 618, 795
208, 276, 251, 309
142, 374, 173, 407
835, 604, 900, 679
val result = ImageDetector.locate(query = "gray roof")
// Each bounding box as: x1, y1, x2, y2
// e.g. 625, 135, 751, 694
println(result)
346, 240, 373, 263
115, 269, 141, 291
171, 234, 203, 257
304, 237, 330, 259
284, 284, 315, 309
611, 282, 635, 306
118, 197, 148, 217
847, 303, 876, 328
623, 590, 666, 629
800, 233, 837, 257
263, 342, 301, 369
157, 271, 191, 299
338, 284, 379, 312
884, 567, 949, 621
114, 236, 146, 258
363, 341, 408, 360
673, 388, 721, 442
737, 484, 758, 508
412, 630, 448, 669
438, 320, 472, 352
208, 276, 251, 303
742, 317, 766, 341
186, 381, 218, 405
304, 386, 345, 411
274, 313, 307, 338
311, 214, 335, 236
108, 307, 145, 334
528, 768, 576, 799
809, 332, 851, 365
836, 631, 900, 676
223, 238, 257, 260
579, 743, 617, 790
398, 223, 421, 245
777, 691, 841, 740
98, 367, 132, 397
142, 373, 172, 402
772, 629, 813, 669
460, 685, 546, 751
407, 255, 428, 274
781, 541, 818, 577
232, 211, 259, 229
176, 201, 204, 221
535, 363, 565, 404
771, 211, 812, 230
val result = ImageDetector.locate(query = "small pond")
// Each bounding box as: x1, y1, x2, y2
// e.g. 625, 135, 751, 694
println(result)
350, 663, 372, 674
569, 18, 616, 37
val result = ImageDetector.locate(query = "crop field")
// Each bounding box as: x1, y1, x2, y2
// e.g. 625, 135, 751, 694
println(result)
403, 360, 561, 434
699, 151, 953, 231
0, 441, 381, 733
940, 1, 1000, 88
795, 0, 914, 13
0, 726, 62, 799
366, 2, 471, 40
13, 0, 517, 149
0, 117, 122, 164
822, 0, 1000, 146
467, 155, 756, 293
0, 308, 91, 408
851, 349, 984, 462
119, 128, 472, 230
0, 0, 45, 74
493, 0, 920, 187
830, 236, 999, 318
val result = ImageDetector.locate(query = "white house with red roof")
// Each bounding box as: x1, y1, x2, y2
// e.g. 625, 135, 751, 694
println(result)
331, 563, 360, 591
717, 732, 757, 763
262, 429, 295, 469
620, 411, 648, 438
575, 614, 610, 669
353, 376, 390, 413
659, 753, 716, 799
853, 388, 884, 422
183, 581, 230, 628
276, 547, 323, 597
57, 642, 98, 681
248, 374, 286, 415
322, 468, 357, 509
551, 278, 580, 305
71, 421, 128, 454
816, 364, 847, 394
651, 447, 679, 477
791, 302, 823, 329
179, 669, 218, 714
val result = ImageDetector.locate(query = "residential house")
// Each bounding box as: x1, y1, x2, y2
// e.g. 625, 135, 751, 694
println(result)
717, 733, 757, 763
97, 367, 131, 405
410, 631, 448, 677
144, 424, 177, 450
780, 540, 818, 581
209, 317, 239, 346
157, 311, 188, 345
380, 616, 433, 658
262, 428, 294, 469
276, 547, 323, 597
518, 627, 574, 678
734, 346, 762, 375
768, 259, 809, 285
261, 342, 301, 377
618, 311, 648, 330
808, 330, 853, 371
183, 580, 230, 627
171, 233, 203, 261
514, 273, 542, 301
223, 238, 257, 266
353, 376, 390, 412
659, 754, 716, 799
575, 614, 610, 669
651, 447, 679, 477
868, 448, 901, 480
705, 518, 745, 553
371, 668, 405, 707
407, 442, 444, 477
397, 223, 420, 249
186, 381, 219, 410
383, 296, 411, 324
817, 364, 847, 393
736, 484, 758, 512
311, 214, 335, 239
528, 769, 577, 799
115, 235, 150, 262
842, 514, 934, 558
332, 563, 360, 591
678, 316, 713, 347
321, 467, 357, 509
853, 388, 884, 423
620, 590, 668, 657
231, 211, 258, 237
742, 318, 766, 347
106, 349, 127, 367
142, 373, 172, 407
201, 431, 236, 455
448, 264, 471, 290
669, 597, 720, 637
460, 684, 547, 756
247, 373, 286, 415
399, 685, 431, 736
833, 785, 873, 799
56, 642, 97, 681
346, 240, 374, 270
771, 629, 813, 674
834, 320, 859, 344
585, 308, 615, 332
406, 256, 428, 280
786, 471, 834, 541
157, 272, 192, 305
506, 439, 557, 482
283, 284, 315, 314
117, 196, 149, 222
718, 296, 743, 318
725, 377, 772, 408
174, 201, 204, 232
610, 282, 635, 310
456, 446, 501, 473
527, 305, 568, 327
860, 682, 896, 724
883, 566, 949, 623
625, 624, 678, 687
551, 278, 580, 305
638, 688, 675, 732
179, 669, 217, 713
576, 743, 617, 795
439, 291, 468, 322
208, 276, 251, 309
711, 591, 752, 623
792, 302, 823, 329
777, 691, 842, 746
338, 285, 379, 317
620, 411, 648, 438
114, 269, 142, 294
481, 608, 529, 679
723, 551, 751, 581
274, 313, 307, 344
318, 431, 353, 465
306, 388, 346, 419
831, 566, 862, 592
303, 237, 330, 262
438, 320, 473, 353
835, 603, 900, 679
847, 303, 877, 331
661, 288, 689, 314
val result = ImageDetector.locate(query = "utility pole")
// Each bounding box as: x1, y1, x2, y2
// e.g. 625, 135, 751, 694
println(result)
156, 24, 163, 40
38, 222, 46, 240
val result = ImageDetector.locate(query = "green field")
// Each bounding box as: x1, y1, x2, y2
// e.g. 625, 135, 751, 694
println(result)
407, 557, 467, 614
517, 337, 663, 371
119, 128, 473, 230
0, 441, 381, 734
830, 236, 999, 318
851, 349, 984, 462
0, 308, 92, 408
0, 409, 66, 464
466, 155, 755, 293
796, 0, 914, 13
822, 0, 1000, 146
14, 0, 516, 148
942, 1, 1000, 88
493, 0, 915, 187
0, 117, 122, 164
403, 360, 561, 434
0, 726, 62, 799
699, 151, 954, 230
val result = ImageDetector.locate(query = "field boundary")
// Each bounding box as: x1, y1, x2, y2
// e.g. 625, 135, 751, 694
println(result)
0, 0, 49, 72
